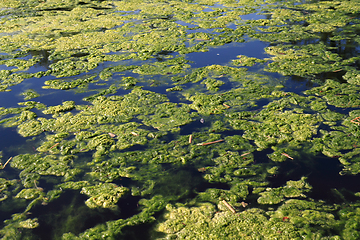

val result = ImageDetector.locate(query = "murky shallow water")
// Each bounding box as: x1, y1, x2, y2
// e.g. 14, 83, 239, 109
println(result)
1, 0, 360, 239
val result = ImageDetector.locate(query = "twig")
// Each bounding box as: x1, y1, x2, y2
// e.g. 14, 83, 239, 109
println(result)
351, 117, 360, 125
2, 157, 12, 169
281, 153, 294, 160
240, 152, 251, 157
34, 180, 43, 191
222, 200, 236, 214
223, 103, 230, 108
197, 139, 224, 146
49, 142, 59, 150
189, 135, 193, 144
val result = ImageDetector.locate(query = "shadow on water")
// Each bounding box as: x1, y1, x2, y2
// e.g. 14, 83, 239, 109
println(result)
118, 165, 231, 240
31, 190, 139, 240
267, 153, 360, 204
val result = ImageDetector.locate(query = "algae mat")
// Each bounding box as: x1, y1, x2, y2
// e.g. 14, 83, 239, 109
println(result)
1, 0, 360, 239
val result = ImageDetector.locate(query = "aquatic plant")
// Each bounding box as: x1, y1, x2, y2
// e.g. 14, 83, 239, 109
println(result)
1, 0, 360, 239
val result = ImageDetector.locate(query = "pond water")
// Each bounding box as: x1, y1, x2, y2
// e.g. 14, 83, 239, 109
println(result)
1, 0, 360, 239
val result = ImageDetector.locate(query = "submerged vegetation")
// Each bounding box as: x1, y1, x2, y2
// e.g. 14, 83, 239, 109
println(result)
1, 0, 360, 239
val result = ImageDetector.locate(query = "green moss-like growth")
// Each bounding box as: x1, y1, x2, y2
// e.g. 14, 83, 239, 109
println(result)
257, 177, 312, 205
264, 42, 359, 77
43, 76, 97, 90
42, 101, 76, 115
11, 154, 76, 182
157, 203, 310, 239
239, 108, 320, 151
21, 89, 40, 100
0, 178, 18, 202
81, 183, 128, 209
140, 102, 193, 131
232, 55, 266, 67
15, 188, 44, 200
17, 119, 43, 137
3, 0, 360, 238
304, 79, 360, 108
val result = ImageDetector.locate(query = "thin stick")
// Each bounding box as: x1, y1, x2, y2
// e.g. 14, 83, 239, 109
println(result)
281, 153, 294, 160
240, 152, 251, 157
223, 103, 230, 108
2, 157, 13, 169
222, 200, 236, 214
197, 139, 224, 146
34, 180, 43, 191
241, 201, 248, 208
49, 142, 59, 150
189, 135, 193, 144
351, 117, 360, 125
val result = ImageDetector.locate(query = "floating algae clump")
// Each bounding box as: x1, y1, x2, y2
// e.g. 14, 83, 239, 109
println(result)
81, 183, 128, 209
17, 119, 43, 137
11, 154, 75, 181
43, 75, 97, 90
3, 0, 360, 238
42, 101, 76, 115
157, 203, 302, 239
158, 198, 358, 239
21, 89, 40, 100
241, 109, 320, 150
139, 102, 193, 131
232, 55, 266, 67
0, 178, 18, 202
265, 43, 347, 77
257, 177, 312, 205
15, 188, 44, 200
304, 79, 360, 108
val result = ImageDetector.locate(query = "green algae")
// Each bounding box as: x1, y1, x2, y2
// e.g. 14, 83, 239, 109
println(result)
157, 199, 360, 239
1, 0, 360, 239
21, 89, 40, 100
166, 85, 183, 92
232, 55, 266, 67
0, 213, 39, 240
139, 102, 193, 132
201, 78, 224, 91
0, 178, 18, 202
265, 43, 350, 77
184, 81, 272, 115
80, 183, 128, 209
156, 200, 340, 239
43, 101, 76, 115
257, 177, 312, 205
0, 70, 27, 92
15, 188, 44, 200
305, 79, 360, 108
235, 108, 320, 151
43, 75, 97, 90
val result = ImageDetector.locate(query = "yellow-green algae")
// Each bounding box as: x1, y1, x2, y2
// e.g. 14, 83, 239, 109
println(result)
80, 183, 128, 209
1, 0, 360, 239
156, 199, 344, 239
257, 177, 312, 205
